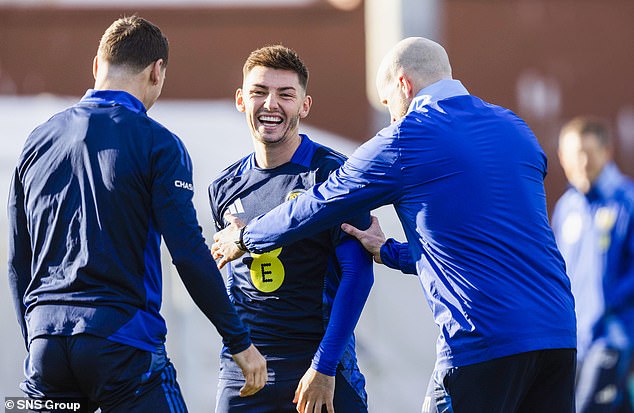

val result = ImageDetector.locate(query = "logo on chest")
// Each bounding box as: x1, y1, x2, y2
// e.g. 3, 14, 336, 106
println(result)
246, 247, 285, 293
285, 189, 306, 201
226, 198, 245, 215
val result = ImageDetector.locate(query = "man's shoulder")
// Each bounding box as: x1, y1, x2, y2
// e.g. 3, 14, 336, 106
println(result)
308, 142, 347, 171
209, 156, 251, 196
614, 175, 634, 211
555, 187, 583, 208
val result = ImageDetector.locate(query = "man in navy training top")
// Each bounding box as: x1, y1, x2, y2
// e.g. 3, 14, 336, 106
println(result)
552, 117, 634, 413
212, 37, 577, 412
209, 45, 373, 413
8, 16, 266, 412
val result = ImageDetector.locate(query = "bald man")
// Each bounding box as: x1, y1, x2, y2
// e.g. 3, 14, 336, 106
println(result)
213, 37, 577, 412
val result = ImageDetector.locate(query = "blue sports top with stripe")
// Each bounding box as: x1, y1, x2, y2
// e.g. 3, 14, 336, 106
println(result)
8, 90, 251, 354
242, 79, 577, 370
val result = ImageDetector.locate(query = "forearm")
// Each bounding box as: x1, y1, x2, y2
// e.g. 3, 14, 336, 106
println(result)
8, 269, 29, 348
159, 204, 251, 354
174, 254, 251, 354
311, 238, 374, 375
8, 171, 31, 348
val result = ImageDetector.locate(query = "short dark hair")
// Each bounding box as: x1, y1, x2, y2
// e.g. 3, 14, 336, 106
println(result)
243, 45, 309, 90
98, 16, 169, 72
560, 116, 611, 148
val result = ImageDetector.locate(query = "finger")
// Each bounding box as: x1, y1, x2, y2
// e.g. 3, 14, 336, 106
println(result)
213, 231, 221, 242
295, 388, 306, 413
326, 399, 335, 413
217, 257, 227, 270
340, 222, 360, 237
293, 381, 302, 404
224, 212, 241, 226
315, 399, 327, 413
239, 371, 254, 397
256, 366, 266, 392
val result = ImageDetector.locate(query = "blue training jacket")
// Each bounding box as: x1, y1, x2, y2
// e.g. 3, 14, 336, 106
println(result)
242, 79, 577, 369
8, 90, 251, 354
552, 162, 634, 359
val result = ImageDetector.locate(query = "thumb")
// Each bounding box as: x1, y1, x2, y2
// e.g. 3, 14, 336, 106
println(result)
224, 212, 237, 224
341, 222, 360, 237
224, 213, 244, 228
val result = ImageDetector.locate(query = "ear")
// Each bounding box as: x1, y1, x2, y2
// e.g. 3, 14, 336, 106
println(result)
235, 88, 245, 112
299, 94, 312, 119
149, 59, 164, 85
398, 75, 414, 99
557, 147, 564, 164
92, 56, 99, 80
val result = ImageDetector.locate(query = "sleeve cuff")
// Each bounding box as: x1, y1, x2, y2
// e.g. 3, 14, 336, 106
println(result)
380, 238, 404, 270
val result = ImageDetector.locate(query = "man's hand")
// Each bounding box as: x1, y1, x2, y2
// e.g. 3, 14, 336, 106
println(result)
293, 367, 335, 413
341, 215, 386, 264
231, 344, 267, 397
212, 214, 247, 269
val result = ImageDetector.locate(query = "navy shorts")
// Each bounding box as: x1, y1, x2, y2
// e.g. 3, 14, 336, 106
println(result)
215, 369, 367, 413
21, 334, 187, 413
423, 348, 576, 413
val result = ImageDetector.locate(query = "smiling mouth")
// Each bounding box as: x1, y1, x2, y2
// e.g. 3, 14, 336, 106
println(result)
258, 114, 284, 126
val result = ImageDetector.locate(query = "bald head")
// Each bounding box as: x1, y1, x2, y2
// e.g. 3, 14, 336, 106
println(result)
378, 37, 452, 91
376, 37, 452, 122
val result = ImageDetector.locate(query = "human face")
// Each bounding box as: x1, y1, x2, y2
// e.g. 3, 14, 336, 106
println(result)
236, 66, 311, 145
376, 65, 411, 123
558, 131, 611, 194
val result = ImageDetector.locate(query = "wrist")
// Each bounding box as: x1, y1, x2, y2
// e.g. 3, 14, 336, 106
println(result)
235, 225, 248, 252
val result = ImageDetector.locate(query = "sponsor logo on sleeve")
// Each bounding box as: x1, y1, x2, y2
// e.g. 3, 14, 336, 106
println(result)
174, 180, 194, 191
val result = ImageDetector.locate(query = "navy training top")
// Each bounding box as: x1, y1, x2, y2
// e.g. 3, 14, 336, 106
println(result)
8, 90, 251, 354
209, 135, 372, 382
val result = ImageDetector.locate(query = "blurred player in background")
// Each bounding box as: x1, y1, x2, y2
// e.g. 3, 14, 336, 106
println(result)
213, 37, 577, 413
7, 16, 265, 412
552, 117, 634, 413
209, 45, 373, 413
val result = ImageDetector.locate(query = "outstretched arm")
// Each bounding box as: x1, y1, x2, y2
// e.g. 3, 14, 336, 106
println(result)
212, 130, 402, 264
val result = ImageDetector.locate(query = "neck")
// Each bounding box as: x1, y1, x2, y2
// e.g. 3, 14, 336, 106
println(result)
253, 134, 302, 169
95, 78, 149, 109
94, 64, 152, 110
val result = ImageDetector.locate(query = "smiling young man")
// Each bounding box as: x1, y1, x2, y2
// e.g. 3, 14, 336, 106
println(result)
208, 45, 373, 413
